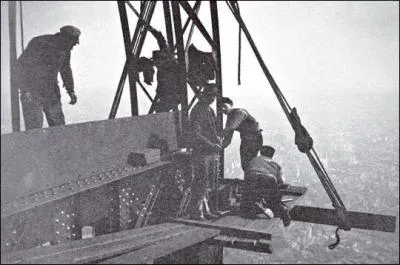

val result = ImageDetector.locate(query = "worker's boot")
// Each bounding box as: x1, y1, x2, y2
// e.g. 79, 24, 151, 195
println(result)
264, 193, 291, 227
190, 199, 207, 221
272, 202, 291, 227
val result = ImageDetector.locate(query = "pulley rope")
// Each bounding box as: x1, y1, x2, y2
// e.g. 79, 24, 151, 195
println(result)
226, 1, 347, 213
19, 0, 24, 52
235, 1, 241, 85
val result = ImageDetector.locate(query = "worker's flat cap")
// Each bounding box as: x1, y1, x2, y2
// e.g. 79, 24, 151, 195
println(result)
60, 25, 81, 43
260, 145, 275, 157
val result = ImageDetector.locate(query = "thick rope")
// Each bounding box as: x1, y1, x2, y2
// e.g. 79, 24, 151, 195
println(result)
19, 0, 24, 52
236, 2, 241, 85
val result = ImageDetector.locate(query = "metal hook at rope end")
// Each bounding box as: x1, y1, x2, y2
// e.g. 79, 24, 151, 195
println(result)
328, 227, 342, 250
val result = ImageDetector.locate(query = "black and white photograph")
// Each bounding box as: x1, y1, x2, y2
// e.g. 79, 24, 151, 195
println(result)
1, 1, 399, 263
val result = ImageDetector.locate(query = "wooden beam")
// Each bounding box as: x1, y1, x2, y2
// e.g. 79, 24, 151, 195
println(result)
290, 205, 397, 233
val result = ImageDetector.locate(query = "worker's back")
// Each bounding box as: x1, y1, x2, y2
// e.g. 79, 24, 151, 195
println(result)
15, 34, 70, 89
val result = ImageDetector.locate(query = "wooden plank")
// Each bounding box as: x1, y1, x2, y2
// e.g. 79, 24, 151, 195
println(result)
290, 205, 397, 232
1, 223, 185, 264
100, 227, 221, 264
21, 225, 193, 264
169, 218, 271, 240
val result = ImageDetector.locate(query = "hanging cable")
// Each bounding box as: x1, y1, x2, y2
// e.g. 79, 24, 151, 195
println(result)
328, 227, 342, 250
19, 0, 24, 52
235, 1, 242, 85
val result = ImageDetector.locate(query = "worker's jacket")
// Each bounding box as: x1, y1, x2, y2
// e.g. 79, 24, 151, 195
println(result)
225, 108, 260, 138
189, 102, 220, 156
246, 156, 284, 185
13, 33, 74, 99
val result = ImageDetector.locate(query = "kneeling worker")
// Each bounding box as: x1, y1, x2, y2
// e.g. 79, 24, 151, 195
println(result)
240, 145, 291, 226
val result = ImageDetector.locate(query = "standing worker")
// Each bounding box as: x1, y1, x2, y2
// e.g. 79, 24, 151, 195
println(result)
189, 84, 222, 221
221, 97, 263, 171
13, 25, 81, 130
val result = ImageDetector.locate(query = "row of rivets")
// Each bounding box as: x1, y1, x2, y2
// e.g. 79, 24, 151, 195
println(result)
3, 165, 151, 214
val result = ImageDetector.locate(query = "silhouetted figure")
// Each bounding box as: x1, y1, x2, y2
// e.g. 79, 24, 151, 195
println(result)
13, 25, 81, 130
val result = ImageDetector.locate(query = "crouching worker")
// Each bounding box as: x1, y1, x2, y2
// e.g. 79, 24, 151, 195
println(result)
240, 145, 291, 226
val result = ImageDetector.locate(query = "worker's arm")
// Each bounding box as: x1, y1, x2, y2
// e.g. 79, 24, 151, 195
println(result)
222, 129, 234, 148
192, 120, 221, 152
275, 163, 285, 184
59, 51, 77, 104
146, 25, 168, 52
222, 109, 248, 148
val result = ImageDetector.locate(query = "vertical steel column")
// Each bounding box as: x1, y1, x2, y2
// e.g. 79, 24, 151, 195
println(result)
118, 1, 139, 116
171, 1, 188, 146
162, 1, 174, 49
9, 1, 20, 132
210, 1, 223, 210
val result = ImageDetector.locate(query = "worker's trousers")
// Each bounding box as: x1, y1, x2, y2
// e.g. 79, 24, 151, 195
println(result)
20, 91, 65, 130
189, 154, 219, 215
240, 172, 282, 218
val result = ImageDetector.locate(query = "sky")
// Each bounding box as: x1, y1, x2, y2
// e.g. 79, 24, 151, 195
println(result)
1, 1, 399, 133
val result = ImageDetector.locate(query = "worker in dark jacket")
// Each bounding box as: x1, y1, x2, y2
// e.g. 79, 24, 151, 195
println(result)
145, 23, 182, 113
221, 97, 263, 171
189, 84, 222, 220
13, 25, 81, 130
241, 145, 291, 226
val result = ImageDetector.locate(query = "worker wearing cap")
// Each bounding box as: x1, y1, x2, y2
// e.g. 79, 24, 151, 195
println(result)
13, 25, 81, 130
241, 145, 291, 226
188, 84, 222, 221
221, 97, 263, 171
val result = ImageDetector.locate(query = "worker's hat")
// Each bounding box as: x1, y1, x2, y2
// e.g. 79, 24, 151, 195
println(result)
260, 145, 275, 157
60, 25, 81, 44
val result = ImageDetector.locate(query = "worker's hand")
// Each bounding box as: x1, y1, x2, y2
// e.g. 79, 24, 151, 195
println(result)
68, 91, 77, 105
